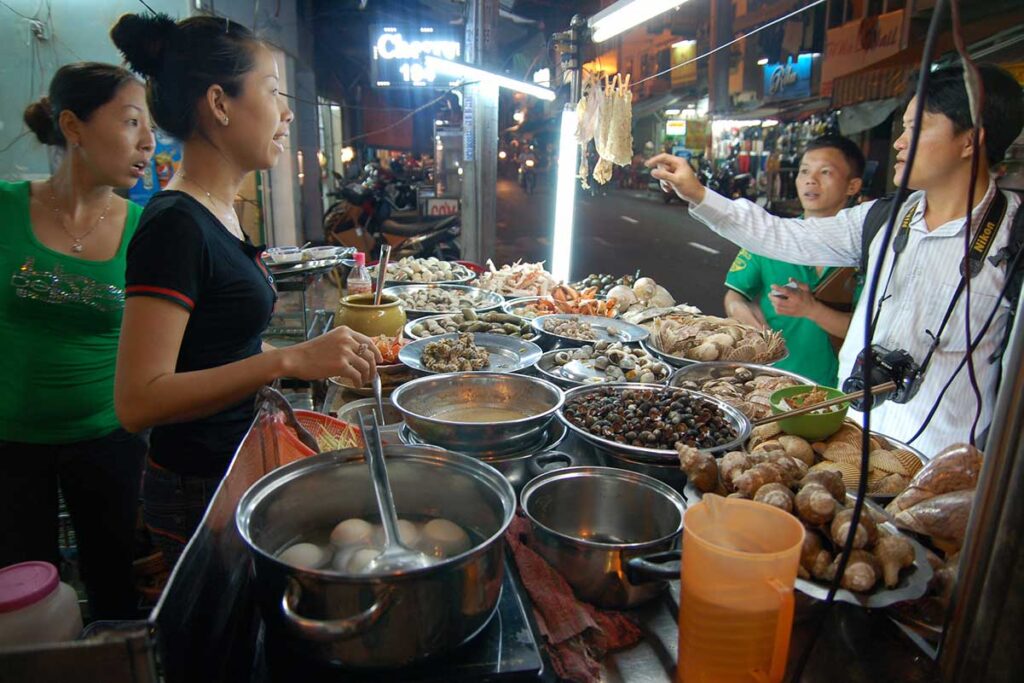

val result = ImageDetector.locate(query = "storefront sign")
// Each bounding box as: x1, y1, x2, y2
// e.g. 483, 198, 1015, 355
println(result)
426, 198, 460, 216
370, 25, 462, 88
822, 10, 904, 87
665, 119, 686, 137
685, 119, 708, 149
670, 40, 697, 88
763, 54, 813, 102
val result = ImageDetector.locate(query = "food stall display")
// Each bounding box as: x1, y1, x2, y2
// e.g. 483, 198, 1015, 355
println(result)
643, 313, 787, 365
474, 260, 560, 297
405, 310, 539, 341
369, 256, 476, 284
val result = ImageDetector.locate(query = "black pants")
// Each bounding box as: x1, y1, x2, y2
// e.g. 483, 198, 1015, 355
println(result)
0, 428, 147, 620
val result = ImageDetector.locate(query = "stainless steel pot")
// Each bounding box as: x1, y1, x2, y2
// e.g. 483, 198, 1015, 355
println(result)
236, 445, 516, 669
520, 467, 684, 609
391, 372, 564, 455
593, 447, 690, 495
398, 421, 574, 493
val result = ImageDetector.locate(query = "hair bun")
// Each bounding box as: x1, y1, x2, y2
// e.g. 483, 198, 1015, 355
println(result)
23, 97, 57, 145
110, 12, 178, 78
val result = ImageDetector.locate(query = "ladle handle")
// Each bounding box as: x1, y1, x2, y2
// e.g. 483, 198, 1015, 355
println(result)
357, 410, 401, 550
374, 244, 391, 306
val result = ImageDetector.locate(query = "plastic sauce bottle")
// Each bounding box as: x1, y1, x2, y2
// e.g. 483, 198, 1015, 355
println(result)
0, 562, 83, 647
347, 252, 372, 297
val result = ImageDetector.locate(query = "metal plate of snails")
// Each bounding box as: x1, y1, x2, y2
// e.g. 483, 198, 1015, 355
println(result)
533, 342, 672, 389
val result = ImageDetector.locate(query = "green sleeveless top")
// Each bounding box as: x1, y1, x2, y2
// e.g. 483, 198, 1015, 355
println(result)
0, 180, 144, 443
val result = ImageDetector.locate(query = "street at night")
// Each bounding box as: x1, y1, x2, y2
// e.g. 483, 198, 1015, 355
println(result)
496, 172, 738, 315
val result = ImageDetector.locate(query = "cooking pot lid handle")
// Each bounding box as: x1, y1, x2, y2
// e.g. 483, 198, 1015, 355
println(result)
281, 578, 395, 642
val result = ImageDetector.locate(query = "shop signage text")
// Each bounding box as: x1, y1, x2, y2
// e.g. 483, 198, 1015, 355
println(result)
822, 10, 904, 86
763, 54, 813, 101
426, 198, 460, 216
370, 25, 462, 88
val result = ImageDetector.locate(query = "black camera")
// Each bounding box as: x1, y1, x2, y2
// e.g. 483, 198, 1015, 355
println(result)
842, 345, 923, 410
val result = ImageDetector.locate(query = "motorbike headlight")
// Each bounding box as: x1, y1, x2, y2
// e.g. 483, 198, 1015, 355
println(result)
526, 159, 535, 167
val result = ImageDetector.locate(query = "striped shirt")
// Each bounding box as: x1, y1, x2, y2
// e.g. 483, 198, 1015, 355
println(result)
689, 182, 1020, 457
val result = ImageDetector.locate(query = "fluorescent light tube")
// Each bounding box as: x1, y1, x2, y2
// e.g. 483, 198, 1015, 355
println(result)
589, 0, 689, 43
551, 107, 578, 283
424, 56, 556, 101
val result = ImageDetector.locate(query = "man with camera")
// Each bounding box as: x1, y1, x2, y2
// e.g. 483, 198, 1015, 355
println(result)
649, 64, 1024, 455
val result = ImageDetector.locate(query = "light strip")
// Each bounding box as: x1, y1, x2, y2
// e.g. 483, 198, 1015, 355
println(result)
424, 56, 556, 101
551, 108, 579, 283
589, 0, 689, 43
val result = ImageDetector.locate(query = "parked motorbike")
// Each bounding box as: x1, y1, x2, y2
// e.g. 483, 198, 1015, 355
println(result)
709, 149, 757, 202
324, 181, 461, 261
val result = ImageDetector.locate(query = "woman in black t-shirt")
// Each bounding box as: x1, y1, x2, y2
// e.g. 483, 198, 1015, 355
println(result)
111, 14, 382, 565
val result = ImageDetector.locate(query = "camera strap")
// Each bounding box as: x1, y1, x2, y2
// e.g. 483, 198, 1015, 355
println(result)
916, 191, 1008, 375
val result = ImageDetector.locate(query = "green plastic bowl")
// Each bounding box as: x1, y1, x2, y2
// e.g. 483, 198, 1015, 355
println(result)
769, 385, 849, 441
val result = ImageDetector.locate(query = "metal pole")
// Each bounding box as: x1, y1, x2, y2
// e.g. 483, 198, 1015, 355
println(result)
460, 0, 499, 263
709, 0, 733, 115
938, 293, 1024, 682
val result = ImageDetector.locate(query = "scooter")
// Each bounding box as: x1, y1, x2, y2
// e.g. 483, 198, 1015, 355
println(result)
518, 158, 537, 195
324, 182, 461, 261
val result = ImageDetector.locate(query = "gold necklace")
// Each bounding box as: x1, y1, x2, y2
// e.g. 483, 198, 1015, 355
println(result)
177, 171, 243, 237
46, 179, 112, 254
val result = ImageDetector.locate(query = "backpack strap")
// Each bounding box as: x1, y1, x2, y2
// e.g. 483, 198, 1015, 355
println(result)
989, 189, 1024, 365
858, 194, 899, 284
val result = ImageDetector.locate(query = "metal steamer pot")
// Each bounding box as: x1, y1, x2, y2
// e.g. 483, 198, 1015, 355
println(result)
521, 467, 683, 609
236, 445, 516, 669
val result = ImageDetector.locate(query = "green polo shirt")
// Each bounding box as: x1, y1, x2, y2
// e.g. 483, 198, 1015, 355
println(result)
724, 248, 856, 387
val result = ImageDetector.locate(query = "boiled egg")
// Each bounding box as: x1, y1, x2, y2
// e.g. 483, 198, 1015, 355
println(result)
347, 547, 383, 574
330, 518, 374, 547
278, 542, 326, 569
420, 518, 471, 558
372, 519, 421, 548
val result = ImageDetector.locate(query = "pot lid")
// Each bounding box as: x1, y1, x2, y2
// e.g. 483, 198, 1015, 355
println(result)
0, 561, 59, 613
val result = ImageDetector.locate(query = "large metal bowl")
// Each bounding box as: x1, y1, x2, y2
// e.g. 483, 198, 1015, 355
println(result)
642, 338, 790, 368
235, 445, 515, 668
382, 284, 504, 319
391, 372, 565, 455
668, 361, 814, 421
557, 383, 752, 463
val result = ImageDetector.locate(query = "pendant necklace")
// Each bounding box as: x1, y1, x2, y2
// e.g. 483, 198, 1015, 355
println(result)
46, 179, 112, 254
178, 171, 244, 240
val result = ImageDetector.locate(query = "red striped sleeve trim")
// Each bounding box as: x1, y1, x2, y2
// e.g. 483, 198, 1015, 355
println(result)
126, 285, 195, 311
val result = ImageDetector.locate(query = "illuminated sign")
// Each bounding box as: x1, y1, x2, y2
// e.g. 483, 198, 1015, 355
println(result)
371, 25, 462, 88
763, 54, 813, 101
665, 120, 686, 136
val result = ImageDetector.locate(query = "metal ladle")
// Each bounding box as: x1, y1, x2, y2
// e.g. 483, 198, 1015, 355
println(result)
357, 410, 436, 573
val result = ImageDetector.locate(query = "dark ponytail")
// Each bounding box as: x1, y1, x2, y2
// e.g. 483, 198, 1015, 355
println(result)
23, 63, 137, 147
110, 12, 259, 141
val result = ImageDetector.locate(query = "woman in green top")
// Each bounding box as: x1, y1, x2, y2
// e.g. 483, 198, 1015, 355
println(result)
0, 63, 155, 619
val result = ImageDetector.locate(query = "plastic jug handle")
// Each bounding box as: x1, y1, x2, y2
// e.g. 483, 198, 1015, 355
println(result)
758, 577, 794, 683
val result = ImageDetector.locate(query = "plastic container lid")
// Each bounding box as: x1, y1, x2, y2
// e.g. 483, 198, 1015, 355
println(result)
0, 562, 59, 613
354, 252, 366, 267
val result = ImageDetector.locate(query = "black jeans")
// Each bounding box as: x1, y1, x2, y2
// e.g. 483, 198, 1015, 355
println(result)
141, 459, 221, 571
0, 428, 147, 619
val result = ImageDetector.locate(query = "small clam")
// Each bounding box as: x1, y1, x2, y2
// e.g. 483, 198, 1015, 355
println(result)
579, 345, 595, 359
735, 367, 754, 382
630, 347, 646, 357
594, 340, 610, 352
639, 371, 656, 383
679, 380, 699, 390
607, 348, 626, 364
594, 356, 611, 371
606, 365, 624, 379
554, 351, 571, 365
619, 356, 637, 371
651, 362, 671, 378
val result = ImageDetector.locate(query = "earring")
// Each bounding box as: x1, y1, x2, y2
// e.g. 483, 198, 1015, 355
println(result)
222, 117, 230, 126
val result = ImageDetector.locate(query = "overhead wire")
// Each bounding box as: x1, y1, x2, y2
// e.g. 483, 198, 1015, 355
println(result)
786, 0, 949, 679
629, 0, 828, 89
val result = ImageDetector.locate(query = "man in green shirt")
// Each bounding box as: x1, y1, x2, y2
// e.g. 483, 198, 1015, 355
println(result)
723, 135, 866, 386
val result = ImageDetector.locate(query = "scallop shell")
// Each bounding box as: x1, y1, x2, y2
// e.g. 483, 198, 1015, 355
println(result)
891, 449, 924, 477
821, 442, 862, 464
868, 450, 909, 476
810, 460, 861, 488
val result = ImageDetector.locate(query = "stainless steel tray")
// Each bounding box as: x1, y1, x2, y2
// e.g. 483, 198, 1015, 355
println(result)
383, 283, 504, 318
398, 332, 543, 374
533, 348, 669, 389
404, 312, 540, 342
557, 383, 752, 461
642, 338, 789, 368
532, 314, 649, 347
370, 261, 476, 286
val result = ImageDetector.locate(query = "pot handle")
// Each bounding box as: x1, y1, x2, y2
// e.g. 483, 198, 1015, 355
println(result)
626, 551, 681, 582
281, 578, 395, 642
527, 450, 575, 477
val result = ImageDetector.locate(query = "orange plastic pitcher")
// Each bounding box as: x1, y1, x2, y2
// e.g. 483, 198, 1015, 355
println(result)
677, 495, 805, 683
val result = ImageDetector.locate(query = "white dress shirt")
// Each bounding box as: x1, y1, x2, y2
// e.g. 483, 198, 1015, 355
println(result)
689, 182, 1020, 457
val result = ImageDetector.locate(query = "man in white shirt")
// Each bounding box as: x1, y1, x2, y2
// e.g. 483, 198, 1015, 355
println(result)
648, 64, 1024, 456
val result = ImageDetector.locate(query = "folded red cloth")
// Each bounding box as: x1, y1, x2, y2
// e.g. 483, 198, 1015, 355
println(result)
506, 515, 642, 682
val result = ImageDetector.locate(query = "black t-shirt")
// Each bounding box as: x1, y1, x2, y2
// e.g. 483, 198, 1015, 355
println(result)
125, 191, 276, 477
